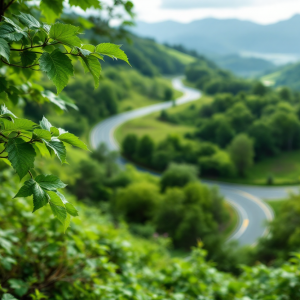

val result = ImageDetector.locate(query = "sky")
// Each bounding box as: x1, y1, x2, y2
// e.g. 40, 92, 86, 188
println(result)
131, 0, 300, 24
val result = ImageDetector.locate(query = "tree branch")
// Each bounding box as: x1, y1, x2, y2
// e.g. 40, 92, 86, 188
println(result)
4, 0, 15, 11
1, 58, 39, 69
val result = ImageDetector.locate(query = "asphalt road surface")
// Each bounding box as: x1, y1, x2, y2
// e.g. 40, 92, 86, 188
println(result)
91, 77, 299, 246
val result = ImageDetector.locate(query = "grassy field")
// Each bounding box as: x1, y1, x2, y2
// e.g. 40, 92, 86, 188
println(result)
216, 150, 300, 186
265, 199, 285, 217
118, 78, 183, 112
223, 201, 239, 238
115, 95, 211, 144
157, 44, 197, 65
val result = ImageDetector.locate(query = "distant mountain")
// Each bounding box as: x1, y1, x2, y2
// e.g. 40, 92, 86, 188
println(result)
215, 54, 275, 77
132, 15, 300, 57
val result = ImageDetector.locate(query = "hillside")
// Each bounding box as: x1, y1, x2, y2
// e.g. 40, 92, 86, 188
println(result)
132, 15, 300, 57
262, 61, 300, 91
215, 54, 276, 77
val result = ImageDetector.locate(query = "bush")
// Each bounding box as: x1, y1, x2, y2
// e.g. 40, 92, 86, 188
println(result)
199, 150, 235, 177
115, 182, 160, 224
136, 135, 155, 164
228, 134, 254, 176
160, 163, 198, 192
122, 134, 138, 158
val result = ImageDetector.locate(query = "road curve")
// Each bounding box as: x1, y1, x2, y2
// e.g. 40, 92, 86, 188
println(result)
90, 77, 298, 246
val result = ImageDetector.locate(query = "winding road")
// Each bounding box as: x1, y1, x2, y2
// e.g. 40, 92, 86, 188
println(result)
91, 77, 299, 246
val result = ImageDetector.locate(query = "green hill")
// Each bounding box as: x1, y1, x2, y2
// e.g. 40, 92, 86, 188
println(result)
262, 61, 300, 90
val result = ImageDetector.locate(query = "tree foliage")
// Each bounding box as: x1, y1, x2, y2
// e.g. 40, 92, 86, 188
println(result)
0, 6, 130, 227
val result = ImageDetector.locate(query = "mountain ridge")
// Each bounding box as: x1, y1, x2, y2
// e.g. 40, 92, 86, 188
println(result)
132, 14, 300, 57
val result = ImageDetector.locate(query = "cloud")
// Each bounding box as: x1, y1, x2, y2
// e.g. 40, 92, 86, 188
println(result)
160, 0, 298, 9
161, 0, 254, 9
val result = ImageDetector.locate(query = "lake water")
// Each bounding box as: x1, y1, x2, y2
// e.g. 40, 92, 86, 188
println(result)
240, 51, 300, 65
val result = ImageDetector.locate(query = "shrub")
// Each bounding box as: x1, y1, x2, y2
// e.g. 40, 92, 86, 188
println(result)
115, 182, 160, 224
160, 163, 198, 192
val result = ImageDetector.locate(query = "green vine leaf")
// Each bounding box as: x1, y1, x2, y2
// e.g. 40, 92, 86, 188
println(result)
20, 51, 37, 67
96, 43, 130, 64
0, 104, 16, 121
14, 12, 41, 30
39, 116, 52, 131
35, 174, 67, 191
58, 132, 89, 150
6, 139, 36, 179
32, 181, 49, 212
49, 23, 82, 47
0, 24, 23, 42
69, 0, 101, 10
32, 129, 51, 141
14, 179, 35, 198
44, 138, 67, 163
0, 118, 37, 133
80, 55, 101, 88
0, 38, 11, 63
39, 49, 74, 94
40, 0, 63, 23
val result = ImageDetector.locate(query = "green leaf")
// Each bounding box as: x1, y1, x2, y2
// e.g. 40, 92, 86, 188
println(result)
81, 44, 104, 60
14, 12, 41, 29
69, 0, 101, 10
8, 279, 28, 297
0, 38, 10, 63
39, 49, 74, 94
41, 90, 78, 111
50, 127, 59, 136
32, 182, 49, 212
35, 174, 67, 191
55, 191, 78, 217
44, 138, 67, 163
50, 202, 67, 224
95, 43, 129, 64
82, 44, 95, 51
55, 190, 67, 203
0, 104, 16, 120
2, 293, 19, 300
14, 179, 35, 198
64, 213, 71, 232
77, 47, 91, 57
33, 129, 51, 141
3, 16, 24, 34
6, 139, 36, 180
0, 118, 36, 132
49, 23, 81, 47
20, 51, 37, 67
47, 191, 64, 205
80, 55, 101, 88
39, 116, 52, 131
65, 203, 78, 217
58, 132, 89, 150
0, 24, 23, 42
41, 0, 63, 23
48, 191, 67, 224
0, 77, 7, 93
33, 143, 51, 158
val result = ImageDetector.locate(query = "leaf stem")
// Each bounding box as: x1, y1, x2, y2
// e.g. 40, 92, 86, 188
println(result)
28, 170, 33, 179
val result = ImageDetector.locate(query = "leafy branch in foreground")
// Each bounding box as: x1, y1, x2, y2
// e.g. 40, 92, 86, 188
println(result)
0, 12, 130, 93
0, 104, 89, 230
